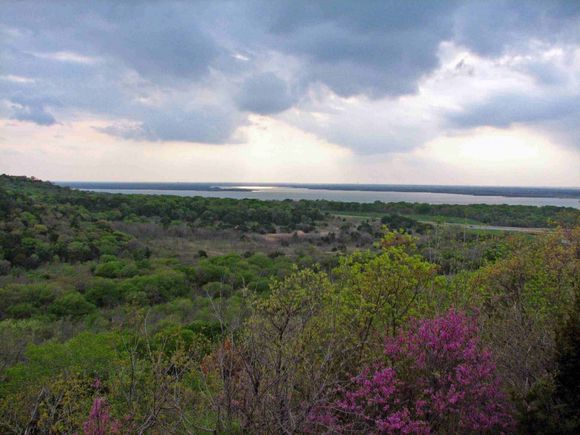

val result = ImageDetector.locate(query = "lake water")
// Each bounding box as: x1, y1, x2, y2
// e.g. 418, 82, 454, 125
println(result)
73, 186, 580, 209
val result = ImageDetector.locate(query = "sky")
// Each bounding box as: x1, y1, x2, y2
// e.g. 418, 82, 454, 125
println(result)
1, 0, 579, 186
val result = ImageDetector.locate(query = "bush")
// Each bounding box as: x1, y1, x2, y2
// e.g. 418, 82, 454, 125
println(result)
49, 292, 96, 318
119, 270, 189, 305
7, 303, 39, 319
94, 261, 124, 278
85, 279, 121, 308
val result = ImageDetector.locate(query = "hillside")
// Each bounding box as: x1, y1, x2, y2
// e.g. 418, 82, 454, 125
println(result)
0, 175, 578, 433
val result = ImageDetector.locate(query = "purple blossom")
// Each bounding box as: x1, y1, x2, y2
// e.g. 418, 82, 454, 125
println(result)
83, 397, 122, 435
310, 310, 514, 433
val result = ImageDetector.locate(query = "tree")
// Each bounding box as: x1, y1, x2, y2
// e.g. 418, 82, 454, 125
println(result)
310, 310, 514, 434
49, 292, 96, 318
334, 230, 436, 349
210, 268, 356, 433
470, 227, 579, 399
83, 396, 122, 435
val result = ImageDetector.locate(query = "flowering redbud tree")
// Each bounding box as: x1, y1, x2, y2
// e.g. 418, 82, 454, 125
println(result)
83, 397, 122, 435
311, 310, 514, 434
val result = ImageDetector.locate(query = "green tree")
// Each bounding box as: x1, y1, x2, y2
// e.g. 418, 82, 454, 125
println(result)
49, 292, 96, 318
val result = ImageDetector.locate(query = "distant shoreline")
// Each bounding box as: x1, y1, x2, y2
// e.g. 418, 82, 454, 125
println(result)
57, 182, 580, 199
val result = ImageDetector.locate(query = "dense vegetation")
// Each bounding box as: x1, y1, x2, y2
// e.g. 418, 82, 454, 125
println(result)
0, 175, 578, 434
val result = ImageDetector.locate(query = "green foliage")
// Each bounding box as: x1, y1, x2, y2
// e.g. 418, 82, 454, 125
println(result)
119, 269, 189, 305
320, 199, 579, 228
519, 293, 580, 434
202, 281, 234, 298
194, 252, 294, 291
85, 278, 121, 308
380, 213, 432, 234
94, 259, 138, 278
0, 283, 59, 320
334, 231, 437, 336
49, 292, 96, 318
186, 320, 223, 341
470, 229, 577, 324
3, 332, 120, 393
153, 324, 211, 358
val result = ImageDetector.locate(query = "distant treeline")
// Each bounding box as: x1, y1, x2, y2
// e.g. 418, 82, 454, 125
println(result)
317, 200, 578, 228
2, 175, 578, 234
1, 175, 324, 232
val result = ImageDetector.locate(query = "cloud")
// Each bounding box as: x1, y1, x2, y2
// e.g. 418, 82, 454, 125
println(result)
99, 105, 243, 144
449, 93, 580, 130
29, 50, 100, 65
440, 43, 580, 148
0, 0, 579, 158
236, 72, 295, 114
0, 1, 234, 142
281, 88, 442, 155
8, 96, 58, 126
225, 0, 459, 98
95, 3, 219, 81
0, 75, 35, 84
453, 0, 580, 57
11, 104, 56, 126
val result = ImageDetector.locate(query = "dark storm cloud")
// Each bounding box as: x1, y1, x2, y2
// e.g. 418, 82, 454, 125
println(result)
453, 0, 580, 57
449, 93, 580, 129
236, 73, 295, 114
0, 0, 579, 151
0, 1, 220, 80
252, 0, 459, 97
95, 3, 219, 81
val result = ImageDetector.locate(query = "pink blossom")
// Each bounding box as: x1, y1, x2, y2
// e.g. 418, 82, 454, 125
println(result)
83, 397, 122, 435
310, 310, 514, 433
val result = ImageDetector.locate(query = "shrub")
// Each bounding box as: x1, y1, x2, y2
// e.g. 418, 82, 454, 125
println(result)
94, 260, 127, 278
49, 292, 96, 318
85, 278, 121, 308
6, 303, 39, 319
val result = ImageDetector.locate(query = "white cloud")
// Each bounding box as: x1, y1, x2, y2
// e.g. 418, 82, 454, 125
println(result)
29, 51, 101, 65
0, 75, 35, 84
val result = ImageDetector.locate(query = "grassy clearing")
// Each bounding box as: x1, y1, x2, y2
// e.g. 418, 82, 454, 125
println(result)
406, 214, 484, 225
328, 210, 484, 225
462, 228, 506, 236
327, 211, 384, 219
